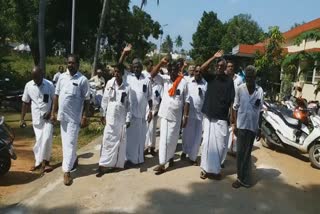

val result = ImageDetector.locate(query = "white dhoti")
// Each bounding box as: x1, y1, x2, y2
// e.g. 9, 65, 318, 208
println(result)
221, 127, 237, 164
99, 123, 127, 168
200, 116, 228, 174
32, 120, 54, 166
126, 117, 146, 164
60, 120, 80, 172
182, 118, 203, 161
159, 118, 181, 165
145, 115, 158, 148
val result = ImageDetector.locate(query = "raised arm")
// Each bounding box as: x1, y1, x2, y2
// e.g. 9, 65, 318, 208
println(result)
118, 44, 132, 64
150, 57, 168, 78
200, 50, 224, 73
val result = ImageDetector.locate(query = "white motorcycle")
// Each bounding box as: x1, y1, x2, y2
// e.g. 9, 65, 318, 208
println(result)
262, 101, 320, 169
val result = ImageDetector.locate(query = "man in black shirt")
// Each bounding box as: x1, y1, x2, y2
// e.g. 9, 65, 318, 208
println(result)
199, 50, 235, 180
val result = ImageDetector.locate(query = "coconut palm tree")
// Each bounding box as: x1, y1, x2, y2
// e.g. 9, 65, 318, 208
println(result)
140, 0, 159, 9
175, 35, 183, 53
92, 0, 109, 76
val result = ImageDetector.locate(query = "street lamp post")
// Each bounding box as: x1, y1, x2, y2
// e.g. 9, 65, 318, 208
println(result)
71, 0, 75, 54
158, 24, 168, 62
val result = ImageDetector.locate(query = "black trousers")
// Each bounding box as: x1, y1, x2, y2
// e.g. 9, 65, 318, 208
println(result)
236, 129, 256, 186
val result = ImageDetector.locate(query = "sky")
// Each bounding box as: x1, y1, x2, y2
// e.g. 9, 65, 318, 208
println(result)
130, 0, 320, 51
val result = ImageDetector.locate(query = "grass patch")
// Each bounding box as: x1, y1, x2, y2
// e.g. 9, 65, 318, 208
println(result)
0, 108, 103, 165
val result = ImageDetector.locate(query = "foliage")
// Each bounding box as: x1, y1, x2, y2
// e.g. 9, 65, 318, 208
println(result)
190, 11, 225, 64
294, 30, 320, 48
161, 35, 173, 53
254, 26, 285, 100
220, 14, 265, 53
140, 0, 160, 9
175, 35, 183, 51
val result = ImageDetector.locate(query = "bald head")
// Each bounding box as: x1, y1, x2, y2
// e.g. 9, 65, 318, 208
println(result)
32, 66, 43, 86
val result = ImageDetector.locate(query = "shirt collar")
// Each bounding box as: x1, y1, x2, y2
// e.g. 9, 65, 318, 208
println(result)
191, 77, 205, 84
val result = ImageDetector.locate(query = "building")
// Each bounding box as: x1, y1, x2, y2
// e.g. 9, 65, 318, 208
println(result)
232, 18, 320, 101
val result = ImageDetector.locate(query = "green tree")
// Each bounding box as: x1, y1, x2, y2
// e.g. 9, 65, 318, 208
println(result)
140, 0, 159, 9
161, 35, 173, 53
38, 0, 47, 73
175, 35, 183, 52
220, 14, 265, 53
254, 26, 285, 100
190, 11, 224, 63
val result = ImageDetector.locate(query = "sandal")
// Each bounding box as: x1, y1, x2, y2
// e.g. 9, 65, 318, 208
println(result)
200, 170, 208, 179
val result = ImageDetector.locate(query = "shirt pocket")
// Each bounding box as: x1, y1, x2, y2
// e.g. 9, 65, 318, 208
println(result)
65, 82, 78, 95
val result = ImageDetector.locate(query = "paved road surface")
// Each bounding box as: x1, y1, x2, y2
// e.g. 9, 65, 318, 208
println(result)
1, 136, 320, 213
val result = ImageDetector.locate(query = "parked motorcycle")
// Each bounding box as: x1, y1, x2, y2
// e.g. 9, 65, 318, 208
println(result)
261, 101, 320, 169
0, 116, 17, 176
0, 78, 23, 112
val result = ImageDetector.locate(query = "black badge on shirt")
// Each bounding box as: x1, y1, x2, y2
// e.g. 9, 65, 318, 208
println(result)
176, 89, 181, 96
43, 94, 49, 103
142, 84, 147, 93
73, 82, 78, 86
255, 99, 261, 107
155, 90, 160, 97
198, 88, 203, 96
121, 92, 127, 103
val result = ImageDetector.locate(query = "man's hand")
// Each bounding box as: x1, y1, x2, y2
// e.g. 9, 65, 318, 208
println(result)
160, 57, 169, 65
50, 113, 57, 124
123, 44, 132, 55
232, 124, 238, 136
256, 129, 262, 141
147, 111, 153, 123
100, 116, 106, 125
214, 50, 224, 58
20, 120, 27, 128
182, 115, 188, 128
126, 122, 130, 128
81, 116, 88, 128
154, 111, 158, 117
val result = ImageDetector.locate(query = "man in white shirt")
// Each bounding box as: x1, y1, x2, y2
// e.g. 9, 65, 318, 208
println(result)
97, 64, 131, 176
143, 59, 164, 156
151, 58, 190, 175
52, 65, 64, 87
21, 66, 55, 174
51, 54, 90, 186
89, 69, 106, 107
181, 65, 207, 164
232, 65, 264, 188
125, 58, 153, 166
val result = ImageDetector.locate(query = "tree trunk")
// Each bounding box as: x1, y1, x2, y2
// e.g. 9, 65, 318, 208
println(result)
92, 0, 109, 77
38, 0, 47, 75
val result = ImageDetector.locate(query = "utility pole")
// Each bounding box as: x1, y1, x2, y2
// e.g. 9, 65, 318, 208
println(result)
71, 0, 75, 54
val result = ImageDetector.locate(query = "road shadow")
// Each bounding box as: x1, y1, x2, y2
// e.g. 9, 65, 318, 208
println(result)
0, 171, 39, 186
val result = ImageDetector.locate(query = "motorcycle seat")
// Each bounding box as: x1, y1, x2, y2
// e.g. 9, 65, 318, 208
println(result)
275, 108, 300, 128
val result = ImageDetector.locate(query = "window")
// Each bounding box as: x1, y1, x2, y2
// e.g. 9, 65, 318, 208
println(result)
305, 70, 314, 83
313, 69, 320, 83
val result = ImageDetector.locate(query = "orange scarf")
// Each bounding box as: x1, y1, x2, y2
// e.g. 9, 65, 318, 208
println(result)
168, 75, 183, 96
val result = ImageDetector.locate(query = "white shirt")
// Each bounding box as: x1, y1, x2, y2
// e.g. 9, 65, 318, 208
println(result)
142, 70, 164, 112
233, 74, 243, 89
125, 72, 152, 119
101, 78, 131, 125
158, 75, 189, 121
55, 70, 90, 124
187, 77, 207, 120
22, 79, 55, 125
234, 83, 264, 133
89, 75, 105, 90
53, 72, 63, 86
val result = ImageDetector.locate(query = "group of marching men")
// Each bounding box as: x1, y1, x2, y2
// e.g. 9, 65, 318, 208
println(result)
20, 45, 264, 188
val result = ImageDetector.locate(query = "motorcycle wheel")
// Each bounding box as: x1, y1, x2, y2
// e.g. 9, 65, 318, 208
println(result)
309, 144, 320, 169
261, 136, 274, 149
0, 151, 11, 176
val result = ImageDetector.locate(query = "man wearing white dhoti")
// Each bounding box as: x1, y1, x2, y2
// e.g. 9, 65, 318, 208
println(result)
143, 59, 163, 156
21, 66, 55, 174
51, 54, 90, 186
125, 58, 153, 166
97, 64, 131, 176
199, 50, 235, 180
181, 65, 207, 164
150, 58, 190, 175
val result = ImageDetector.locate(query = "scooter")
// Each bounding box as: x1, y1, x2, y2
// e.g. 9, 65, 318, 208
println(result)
0, 78, 23, 112
0, 116, 17, 176
261, 101, 320, 169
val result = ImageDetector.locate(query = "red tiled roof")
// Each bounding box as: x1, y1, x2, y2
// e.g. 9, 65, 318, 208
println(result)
238, 44, 265, 54
283, 18, 320, 40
